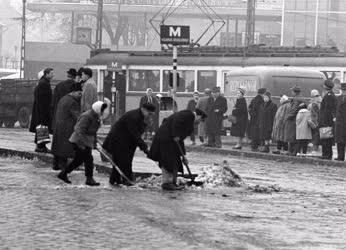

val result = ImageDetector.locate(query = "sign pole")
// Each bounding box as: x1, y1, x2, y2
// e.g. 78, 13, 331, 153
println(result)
172, 45, 178, 112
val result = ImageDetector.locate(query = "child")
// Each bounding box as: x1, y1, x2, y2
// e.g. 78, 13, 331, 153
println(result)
295, 103, 312, 156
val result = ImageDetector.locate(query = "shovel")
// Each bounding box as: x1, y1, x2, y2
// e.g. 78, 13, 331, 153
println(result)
175, 141, 204, 187
96, 140, 135, 186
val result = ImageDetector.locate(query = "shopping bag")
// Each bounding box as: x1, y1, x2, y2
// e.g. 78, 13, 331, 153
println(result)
36, 125, 51, 144
319, 126, 333, 139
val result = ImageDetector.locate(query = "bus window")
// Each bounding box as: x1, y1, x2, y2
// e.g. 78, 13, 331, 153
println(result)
163, 70, 195, 93
197, 70, 216, 92
224, 73, 258, 97
128, 70, 160, 92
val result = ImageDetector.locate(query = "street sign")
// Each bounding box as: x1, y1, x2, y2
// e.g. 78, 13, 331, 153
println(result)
160, 25, 190, 45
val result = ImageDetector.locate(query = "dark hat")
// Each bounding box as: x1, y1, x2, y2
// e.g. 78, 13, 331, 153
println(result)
211, 86, 220, 93
264, 91, 271, 98
142, 103, 156, 112
257, 88, 267, 94
67, 68, 77, 77
290, 85, 301, 93
341, 83, 346, 91
77, 67, 84, 77
82, 67, 93, 78
324, 79, 334, 89
195, 108, 207, 119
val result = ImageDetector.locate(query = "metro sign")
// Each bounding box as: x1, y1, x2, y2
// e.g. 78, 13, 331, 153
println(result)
160, 25, 190, 45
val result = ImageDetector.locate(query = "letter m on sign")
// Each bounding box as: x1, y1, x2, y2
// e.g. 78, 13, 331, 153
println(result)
169, 27, 181, 37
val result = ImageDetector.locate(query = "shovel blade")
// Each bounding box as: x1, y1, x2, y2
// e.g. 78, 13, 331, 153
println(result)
186, 180, 204, 187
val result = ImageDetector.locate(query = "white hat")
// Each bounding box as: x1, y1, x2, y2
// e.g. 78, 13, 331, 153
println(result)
280, 95, 289, 104
156, 93, 163, 98
311, 89, 320, 97
37, 69, 44, 79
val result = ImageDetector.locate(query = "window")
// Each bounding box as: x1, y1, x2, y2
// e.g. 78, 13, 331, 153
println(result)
128, 70, 160, 92
197, 70, 217, 92
163, 70, 195, 92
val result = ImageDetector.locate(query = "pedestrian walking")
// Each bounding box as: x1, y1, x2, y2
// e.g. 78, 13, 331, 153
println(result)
284, 85, 305, 156
334, 83, 346, 161
230, 87, 248, 149
148, 109, 206, 191
51, 91, 82, 171
80, 67, 98, 112
51, 68, 78, 131
296, 103, 312, 156
205, 87, 228, 148
319, 80, 338, 160
272, 95, 290, 154
196, 88, 211, 143
139, 88, 159, 140
102, 103, 156, 185
29, 68, 54, 153
308, 89, 322, 154
186, 92, 199, 145
57, 101, 108, 186
258, 91, 277, 153
248, 88, 266, 151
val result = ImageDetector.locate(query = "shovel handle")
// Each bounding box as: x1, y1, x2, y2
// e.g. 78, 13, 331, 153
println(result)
175, 141, 194, 180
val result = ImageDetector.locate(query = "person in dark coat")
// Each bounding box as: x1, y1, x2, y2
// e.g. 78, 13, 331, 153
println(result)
51, 91, 82, 170
258, 91, 277, 153
58, 101, 108, 186
102, 103, 156, 185
230, 87, 248, 149
51, 68, 78, 131
148, 109, 206, 191
248, 88, 266, 151
205, 87, 228, 148
319, 80, 338, 160
284, 85, 305, 155
139, 88, 160, 140
196, 88, 211, 143
334, 83, 346, 161
186, 91, 199, 145
29, 68, 54, 153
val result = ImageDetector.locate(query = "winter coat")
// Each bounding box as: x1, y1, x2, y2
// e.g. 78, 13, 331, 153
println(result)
296, 108, 312, 140
284, 95, 305, 143
230, 97, 248, 137
81, 78, 98, 112
308, 99, 321, 146
319, 91, 337, 128
29, 76, 53, 133
259, 100, 277, 140
272, 100, 290, 142
139, 95, 160, 131
148, 110, 195, 174
206, 96, 228, 136
51, 91, 82, 158
335, 95, 346, 143
196, 95, 210, 112
51, 79, 76, 131
248, 95, 264, 140
102, 108, 148, 168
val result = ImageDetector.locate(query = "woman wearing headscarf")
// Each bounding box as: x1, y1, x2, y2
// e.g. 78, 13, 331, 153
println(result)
272, 95, 290, 154
308, 89, 322, 154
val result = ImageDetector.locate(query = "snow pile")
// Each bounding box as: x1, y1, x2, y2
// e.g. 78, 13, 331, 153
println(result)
135, 175, 190, 189
195, 160, 244, 188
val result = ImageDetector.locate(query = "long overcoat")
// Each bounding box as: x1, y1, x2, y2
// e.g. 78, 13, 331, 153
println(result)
335, 95, 346, 143
259, 100, 277, 140
102, 108, 148, 168
148, 110, 195, 174
296, 108, 312, 140
272, 100, 290, 142
230, 97, 248, 137
308, 99, 321, 146
248, 95, 264, 140
206, 96, 228, 136
29, 76, 53, 133
51, 91, 82, 158
319, 91, 337, 128
139, 95, 160, 131
284, 95, 305, 143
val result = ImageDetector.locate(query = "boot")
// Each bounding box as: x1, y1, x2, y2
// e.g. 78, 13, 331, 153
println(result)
57, 171, 71, 184
161, 183, 185, 191
86, 177, 100, 186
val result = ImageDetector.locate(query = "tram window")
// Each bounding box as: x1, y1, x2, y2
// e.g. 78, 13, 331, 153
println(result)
197, 70, 217, 92
163, 70, 195, 92
128, 70, 160, 92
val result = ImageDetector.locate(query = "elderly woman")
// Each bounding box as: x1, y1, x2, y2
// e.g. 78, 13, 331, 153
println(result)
272, 95, 290, 154
308, 89, 322, 154
230, 87, 248, 149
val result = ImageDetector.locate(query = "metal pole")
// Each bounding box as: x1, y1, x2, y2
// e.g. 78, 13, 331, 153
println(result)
314, 0, 320, 46
96, 0, 103, 49
172, 45, 177, 112
111, 71, 116, 123
20, 0, 26, 79
280, 0, 285, 46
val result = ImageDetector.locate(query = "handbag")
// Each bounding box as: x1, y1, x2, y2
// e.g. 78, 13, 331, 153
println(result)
307, 120, 318, 130
319, 126, 333, 139
36, 125, 51, 144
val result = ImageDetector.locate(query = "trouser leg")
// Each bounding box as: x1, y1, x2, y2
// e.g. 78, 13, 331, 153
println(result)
208, 134, 215, 146
82, 147, 94, 178
322, 139, 333, 159
302, 140, 308, 154
283, 142, 288, 151
337, 142, 345, 160
190, 133, 195, 143
251, 139, 260, 149
215, 135, 222, 147
64, 144, 87, 174
277, 141, 283, 150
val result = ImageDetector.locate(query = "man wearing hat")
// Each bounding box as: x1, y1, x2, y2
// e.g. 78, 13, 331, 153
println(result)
205, 86, 228, 148
334, 83, 346, 161
103, 102, 156, 185
319, 79, 338, 160
196, 88, 212, 143
148, 108, 207, 190
248, 88, 266, 151
139, 88, 160, 140
187, 91, 200, 145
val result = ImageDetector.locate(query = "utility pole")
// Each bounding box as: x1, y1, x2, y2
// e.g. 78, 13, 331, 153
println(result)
95, 0, 103, 49
20, 0, 26, 78
245, 0, 256, 46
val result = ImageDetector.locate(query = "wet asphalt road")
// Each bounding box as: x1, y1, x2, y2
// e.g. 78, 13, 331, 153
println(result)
0, 153, 345, 249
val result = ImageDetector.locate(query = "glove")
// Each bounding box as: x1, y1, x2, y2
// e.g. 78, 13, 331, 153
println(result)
182, 156, 189, 165
173, 136, 180, 142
